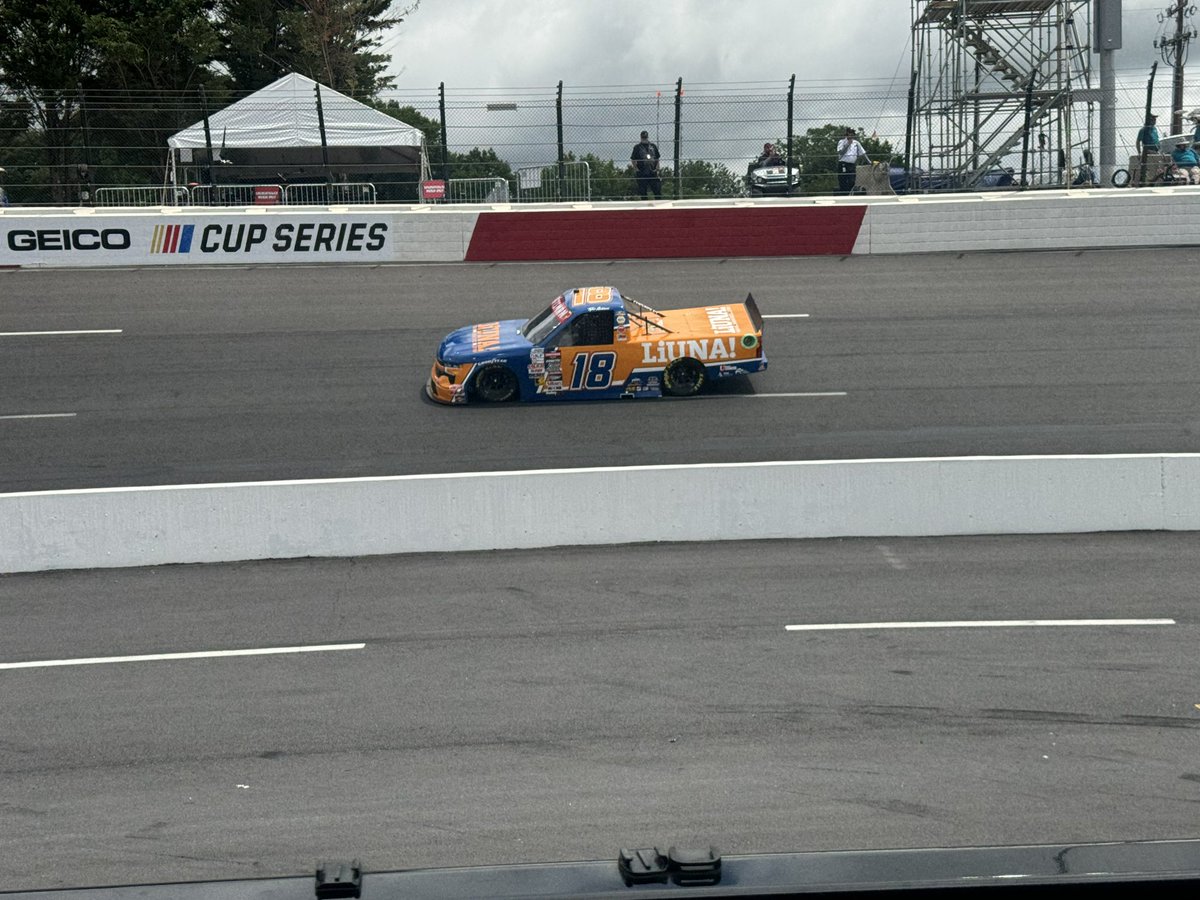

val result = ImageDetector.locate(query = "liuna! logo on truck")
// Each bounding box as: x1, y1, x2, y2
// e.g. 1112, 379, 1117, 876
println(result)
152, 221, 388, 253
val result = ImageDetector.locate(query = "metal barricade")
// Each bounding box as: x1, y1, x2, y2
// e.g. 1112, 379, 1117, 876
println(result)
445, 177, 511, 203
282, 182, 377, 205
94, 186, 191, 207
514, 161, 591, 202
189, 184, 261, 206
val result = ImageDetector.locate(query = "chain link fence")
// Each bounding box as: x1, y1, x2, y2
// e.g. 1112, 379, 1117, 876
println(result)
1, 72, 1196, 206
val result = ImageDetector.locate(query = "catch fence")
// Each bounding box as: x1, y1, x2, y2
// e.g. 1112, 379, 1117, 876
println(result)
1, 72, 1193, 205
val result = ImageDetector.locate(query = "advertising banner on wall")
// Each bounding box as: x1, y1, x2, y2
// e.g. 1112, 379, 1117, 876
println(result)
0, 211, 398, 267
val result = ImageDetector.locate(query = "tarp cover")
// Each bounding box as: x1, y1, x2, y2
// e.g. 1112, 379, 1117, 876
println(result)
167, 73, 422, 150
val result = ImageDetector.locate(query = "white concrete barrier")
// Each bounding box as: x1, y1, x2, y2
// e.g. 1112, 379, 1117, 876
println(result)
5, 186, 1199, 267
852, 187, 1200, 255
3, 454, 1198, 573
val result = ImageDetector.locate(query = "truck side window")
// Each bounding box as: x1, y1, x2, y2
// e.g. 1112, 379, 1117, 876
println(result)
568, 310, 614, 346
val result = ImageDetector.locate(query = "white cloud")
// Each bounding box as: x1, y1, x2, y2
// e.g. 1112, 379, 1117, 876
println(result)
387, 0, 915, 89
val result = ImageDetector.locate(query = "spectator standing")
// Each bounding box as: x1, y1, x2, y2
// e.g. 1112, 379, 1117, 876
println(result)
0, 167, 8, 207
630, 131, 662, 199
1136, 114, 1160, 154
836, 128, 870, 194
1171, 141, 1200, 184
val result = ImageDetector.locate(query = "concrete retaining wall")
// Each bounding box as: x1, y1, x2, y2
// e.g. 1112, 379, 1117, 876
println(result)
5, 186, 1199, 267
3, 455, 1198, 573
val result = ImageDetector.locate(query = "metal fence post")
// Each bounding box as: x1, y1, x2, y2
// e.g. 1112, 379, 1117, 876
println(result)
314, 83, 331, 184
77, 82, 93, 205
556, 80, 566, 201
1019, 74, 1034, 188
673, 77, 683, 198
199, 85, 218, 189
786, 74, 795, 197
904, 69, 916, 193
438, 82, 449, 181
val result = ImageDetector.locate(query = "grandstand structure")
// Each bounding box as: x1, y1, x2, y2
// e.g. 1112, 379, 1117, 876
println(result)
909, 0, 1095, 188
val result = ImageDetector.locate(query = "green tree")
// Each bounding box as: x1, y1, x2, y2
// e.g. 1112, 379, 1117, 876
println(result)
782, 124, 896, 195
85, 2, 225, 187
215, 1, 418, 95
672, 159, 741, 199
0, 0, 102, 201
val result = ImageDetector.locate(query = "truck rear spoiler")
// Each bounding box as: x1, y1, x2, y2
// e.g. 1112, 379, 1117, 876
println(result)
744, 292, 764, 333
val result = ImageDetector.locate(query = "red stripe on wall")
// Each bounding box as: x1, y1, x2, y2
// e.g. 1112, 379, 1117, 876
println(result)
464, 206, 866, 262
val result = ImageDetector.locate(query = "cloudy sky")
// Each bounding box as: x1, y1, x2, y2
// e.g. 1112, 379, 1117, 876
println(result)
385, 1, 1169, 90
378, 1, 1193, 169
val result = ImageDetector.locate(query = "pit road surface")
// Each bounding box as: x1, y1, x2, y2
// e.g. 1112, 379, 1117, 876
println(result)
1, 535, 1198, 890
3, 248, 1199, 491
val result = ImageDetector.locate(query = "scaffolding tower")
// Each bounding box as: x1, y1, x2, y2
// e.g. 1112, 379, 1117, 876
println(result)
909, 0, 1095, 190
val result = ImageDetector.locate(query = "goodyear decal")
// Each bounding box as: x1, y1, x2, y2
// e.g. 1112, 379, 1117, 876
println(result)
151, 224, 194, 254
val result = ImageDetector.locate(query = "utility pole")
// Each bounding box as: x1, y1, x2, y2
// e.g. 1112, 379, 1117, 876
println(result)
1095, 0, 1122, 188
1155, 1, 1196, 135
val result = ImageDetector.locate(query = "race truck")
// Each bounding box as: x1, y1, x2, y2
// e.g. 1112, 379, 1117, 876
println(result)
427, 286, 767, 404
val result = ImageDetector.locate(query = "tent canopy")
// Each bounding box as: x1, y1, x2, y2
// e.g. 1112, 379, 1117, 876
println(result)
168, 73, 423, 150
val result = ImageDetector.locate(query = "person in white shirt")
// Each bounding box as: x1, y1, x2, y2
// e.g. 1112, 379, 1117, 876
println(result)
836, 128, 870, 194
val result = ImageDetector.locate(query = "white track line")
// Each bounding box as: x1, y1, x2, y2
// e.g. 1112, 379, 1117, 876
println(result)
785, 619, 1176, 632
0, 329, 122, 337
0, 413, 77, 420
762, 314, 810, 319
735, 392, 846, 398
0, 643, 366, 670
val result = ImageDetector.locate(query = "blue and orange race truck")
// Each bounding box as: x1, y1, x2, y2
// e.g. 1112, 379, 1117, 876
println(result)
427, 286, 767, 404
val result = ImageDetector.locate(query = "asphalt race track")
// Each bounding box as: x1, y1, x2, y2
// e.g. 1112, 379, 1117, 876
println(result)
3, 250, 1200, 891
3, 248, 1200, 491
1, 534, 1198, 890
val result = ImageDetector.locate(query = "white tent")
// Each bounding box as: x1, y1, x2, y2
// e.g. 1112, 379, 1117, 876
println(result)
167, 73, 426, 184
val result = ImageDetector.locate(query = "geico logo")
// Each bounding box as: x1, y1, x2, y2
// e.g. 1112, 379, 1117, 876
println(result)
198, 221, 388, 253
6, 228, 131, 251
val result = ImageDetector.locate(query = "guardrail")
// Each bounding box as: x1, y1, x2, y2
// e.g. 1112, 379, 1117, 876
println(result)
82, 182, 378, 207
515, 161, 591, 202
3, 455, 1198, 573
94, 186, 191, 207
447, 177, 510, 203
283, 182, 376, 205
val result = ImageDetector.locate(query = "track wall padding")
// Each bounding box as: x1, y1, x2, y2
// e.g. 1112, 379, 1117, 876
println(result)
3, 454, 1198, 573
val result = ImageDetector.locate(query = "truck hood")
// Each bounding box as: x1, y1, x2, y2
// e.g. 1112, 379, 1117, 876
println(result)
437, 318, 531, 364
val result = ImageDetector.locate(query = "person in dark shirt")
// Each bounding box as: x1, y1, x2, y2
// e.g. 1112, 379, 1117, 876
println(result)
756, 142, 783, 166
630, 131, 662, 199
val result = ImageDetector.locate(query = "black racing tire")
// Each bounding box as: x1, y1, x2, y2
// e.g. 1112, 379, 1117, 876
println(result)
1111, 168, 1130, 188
662, 358, 706, 397
471, 365, 518, 403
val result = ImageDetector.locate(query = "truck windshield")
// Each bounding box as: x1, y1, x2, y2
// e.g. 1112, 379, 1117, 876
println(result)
521, 300, 563, 344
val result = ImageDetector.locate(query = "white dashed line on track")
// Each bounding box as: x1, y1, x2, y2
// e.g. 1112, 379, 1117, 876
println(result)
761, 314, 810, 319
0, 329, 123, 337
0, 413, 77, 421
733, 392, 847, 398
785, 619, 1176, 632
0, 643, 367, 671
